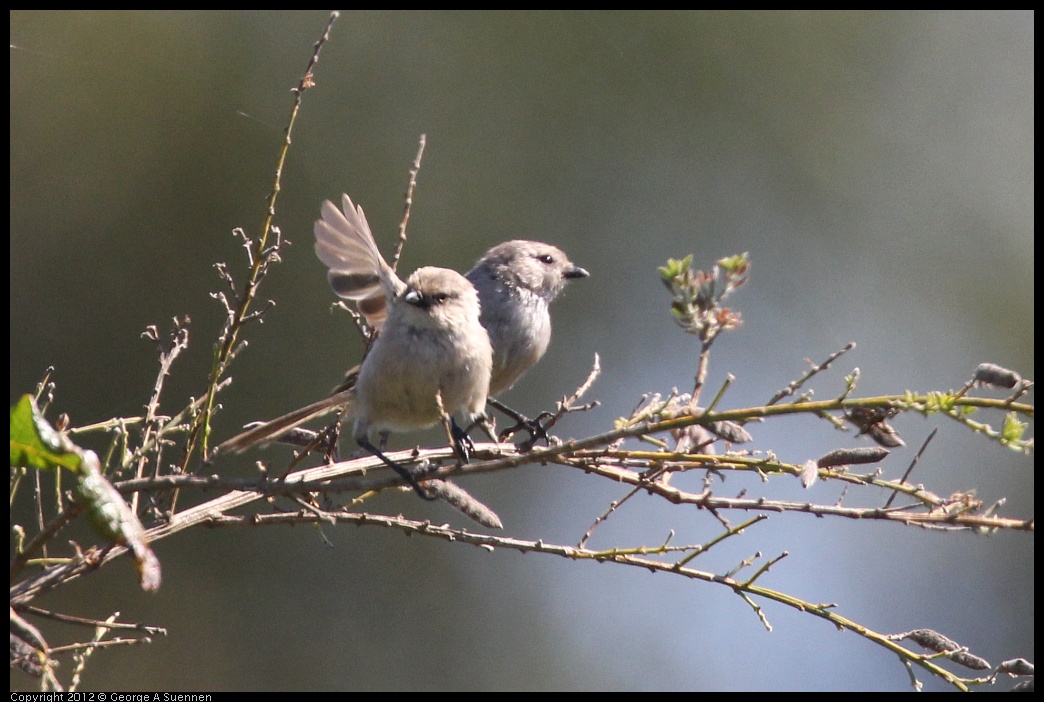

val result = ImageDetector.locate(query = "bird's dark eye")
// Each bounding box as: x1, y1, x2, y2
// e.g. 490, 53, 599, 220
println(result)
433, 292, 449, 303
537, 254, 554, 264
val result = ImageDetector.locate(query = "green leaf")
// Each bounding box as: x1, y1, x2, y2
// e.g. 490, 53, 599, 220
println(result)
1001, 412, 1027, 445
76, 451, 162, 591
10, 394, 82, 473
658, 255, 693, 284
717, 252, 750, 274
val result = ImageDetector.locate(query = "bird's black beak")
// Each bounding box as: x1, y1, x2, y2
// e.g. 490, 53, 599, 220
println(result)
565, 266, 590, 279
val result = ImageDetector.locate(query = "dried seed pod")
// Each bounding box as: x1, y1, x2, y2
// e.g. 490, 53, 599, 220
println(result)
707, 420, 753, 445
901, 628, 960, 652
817, 446, 890, 468
973, 362, 1021, 389
997, 658, 1034, 677
949, 650, 991, 671
845, 406, 906, 447
894, 629, 990, 669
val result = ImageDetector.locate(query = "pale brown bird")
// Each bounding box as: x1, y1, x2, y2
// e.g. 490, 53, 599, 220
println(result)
219, 196, 492, 499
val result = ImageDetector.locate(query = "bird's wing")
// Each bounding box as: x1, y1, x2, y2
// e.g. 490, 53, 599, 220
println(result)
314, 194, 405, 330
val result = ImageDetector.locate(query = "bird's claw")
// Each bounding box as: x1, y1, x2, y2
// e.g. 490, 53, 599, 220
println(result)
498, 411, 554, 450
451, 420, 476, 463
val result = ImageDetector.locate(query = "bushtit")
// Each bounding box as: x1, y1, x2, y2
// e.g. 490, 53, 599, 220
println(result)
219, 196, 492, 499
324, 227, 587, 438
220, 194, 587, 461
465, 240, 589, 397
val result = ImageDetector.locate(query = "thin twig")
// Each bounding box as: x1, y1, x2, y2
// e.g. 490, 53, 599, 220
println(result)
884, 428, 938, 509
391, 133, 426, 271
135, 319, 190, 513
185, 11, 340, 466
767, 342, 856, 406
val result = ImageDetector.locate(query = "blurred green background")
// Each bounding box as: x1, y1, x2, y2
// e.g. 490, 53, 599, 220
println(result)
10, 10, 1033, 691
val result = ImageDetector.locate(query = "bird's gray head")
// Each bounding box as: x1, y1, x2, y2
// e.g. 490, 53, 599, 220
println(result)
471, 240, 589, 302
397, 266, 483, 328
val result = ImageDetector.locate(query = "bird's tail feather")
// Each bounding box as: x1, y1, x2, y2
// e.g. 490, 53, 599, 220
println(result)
216, 389, 354, 455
